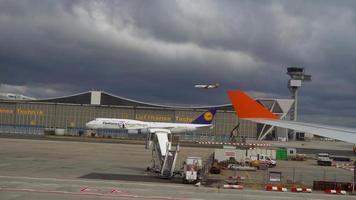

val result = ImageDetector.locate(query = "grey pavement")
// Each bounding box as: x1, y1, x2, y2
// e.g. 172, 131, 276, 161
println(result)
1, 175, 355, 200
0, 138, 355, 200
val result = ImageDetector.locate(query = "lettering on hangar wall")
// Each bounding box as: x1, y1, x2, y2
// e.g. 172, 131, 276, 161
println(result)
0, 108, 194, 122
0, 108, 44, 115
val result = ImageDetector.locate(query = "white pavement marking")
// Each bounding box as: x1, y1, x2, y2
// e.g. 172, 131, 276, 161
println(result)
0, 175, 188, 189
0, 187, 186, 200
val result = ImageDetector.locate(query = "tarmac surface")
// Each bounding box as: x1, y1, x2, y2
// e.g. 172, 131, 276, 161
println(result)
0, 137, 355, 200
1, 175, 355, 200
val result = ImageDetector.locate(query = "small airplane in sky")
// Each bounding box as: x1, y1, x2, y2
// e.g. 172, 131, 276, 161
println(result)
86, 108, 217, 134
194, 83, 220, 89
228, 90, 356, 144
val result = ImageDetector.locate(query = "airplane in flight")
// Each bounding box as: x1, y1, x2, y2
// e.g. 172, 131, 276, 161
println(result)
86, 108, 217, 134
194, 83, 220, 89
228, 90, 356, 144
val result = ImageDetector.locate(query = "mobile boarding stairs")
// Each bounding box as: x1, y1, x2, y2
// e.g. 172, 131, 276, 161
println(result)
145, 129, 180, 178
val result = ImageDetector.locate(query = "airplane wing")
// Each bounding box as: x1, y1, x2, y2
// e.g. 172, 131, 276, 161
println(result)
228, 90, 356, 144
248, 118, 356, 144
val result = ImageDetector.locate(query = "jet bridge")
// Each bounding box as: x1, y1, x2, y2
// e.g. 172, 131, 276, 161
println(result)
145, 129, 179, 178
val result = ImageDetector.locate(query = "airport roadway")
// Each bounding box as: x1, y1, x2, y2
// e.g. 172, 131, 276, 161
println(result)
0, 138, 355, 200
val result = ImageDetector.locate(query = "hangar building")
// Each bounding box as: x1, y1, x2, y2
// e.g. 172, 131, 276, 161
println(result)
0, 91, 294, 141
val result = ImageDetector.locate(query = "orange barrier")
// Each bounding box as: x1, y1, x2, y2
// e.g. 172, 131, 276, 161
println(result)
324, 189, 346, 195
265, 185, 287, 192
290, 187, 312, 193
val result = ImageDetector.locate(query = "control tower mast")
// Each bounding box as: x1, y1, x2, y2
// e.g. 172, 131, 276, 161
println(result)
287, 67, 311, 139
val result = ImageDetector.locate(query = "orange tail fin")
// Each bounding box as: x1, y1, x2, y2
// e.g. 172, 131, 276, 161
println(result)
227, 90, 278, 119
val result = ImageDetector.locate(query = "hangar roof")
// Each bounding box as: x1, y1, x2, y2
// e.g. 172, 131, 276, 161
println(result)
0, 91, 293, 113
16, 91, 234, 110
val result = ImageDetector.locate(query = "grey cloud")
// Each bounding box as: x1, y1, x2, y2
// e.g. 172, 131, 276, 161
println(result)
0, 0, 356, 126
0, 83, 79, 99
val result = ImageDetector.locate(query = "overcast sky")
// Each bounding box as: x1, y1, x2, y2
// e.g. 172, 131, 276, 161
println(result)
0, 0, 356, 126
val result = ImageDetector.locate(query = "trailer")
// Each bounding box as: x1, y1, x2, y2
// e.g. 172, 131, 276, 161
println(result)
214, 148, 276, 162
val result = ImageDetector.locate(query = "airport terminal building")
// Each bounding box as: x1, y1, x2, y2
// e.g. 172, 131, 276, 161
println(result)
0, 91, 294, 141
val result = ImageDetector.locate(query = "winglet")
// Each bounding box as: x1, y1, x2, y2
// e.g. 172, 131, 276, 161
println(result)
227, 90, 278, 119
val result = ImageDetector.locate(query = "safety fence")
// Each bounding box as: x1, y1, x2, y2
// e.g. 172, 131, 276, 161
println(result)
222, 166, 354, 191
0, 124, 44, 135
177, 133, 233, 142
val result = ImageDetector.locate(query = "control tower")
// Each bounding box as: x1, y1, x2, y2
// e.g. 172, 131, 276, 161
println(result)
287, 67, 311, 139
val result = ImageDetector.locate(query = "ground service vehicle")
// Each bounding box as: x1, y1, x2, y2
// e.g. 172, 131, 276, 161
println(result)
183, 157, 202, 183
317, 153, 332, 166
249, 154, 276, 167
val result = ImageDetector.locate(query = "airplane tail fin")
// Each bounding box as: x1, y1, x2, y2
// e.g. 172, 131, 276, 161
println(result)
227, 90, 278, 119
191, 108, 217, 124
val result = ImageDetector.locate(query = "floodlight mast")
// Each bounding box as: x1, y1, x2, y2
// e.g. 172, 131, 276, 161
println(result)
286, 67, 311, 140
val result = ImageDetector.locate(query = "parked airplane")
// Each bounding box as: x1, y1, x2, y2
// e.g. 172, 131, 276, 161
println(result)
86, 108, 217, 134
228, 90, 356, 144
194, 83, 220, 89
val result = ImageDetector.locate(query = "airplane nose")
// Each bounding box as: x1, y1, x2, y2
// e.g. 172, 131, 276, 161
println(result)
86, 121, 95, 129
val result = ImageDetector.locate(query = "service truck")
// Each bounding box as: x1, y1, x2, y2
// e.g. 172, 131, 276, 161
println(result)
183, 157, 202, 183
317, 153, 332, 166
249, 154, 277, 167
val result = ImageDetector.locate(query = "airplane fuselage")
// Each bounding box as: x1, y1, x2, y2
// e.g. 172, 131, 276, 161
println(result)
86, 118, 212, 134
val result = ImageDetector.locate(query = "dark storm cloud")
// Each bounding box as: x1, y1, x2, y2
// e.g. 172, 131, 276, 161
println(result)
0, 0, 356, 126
